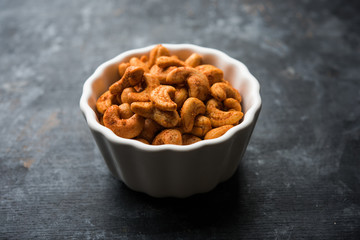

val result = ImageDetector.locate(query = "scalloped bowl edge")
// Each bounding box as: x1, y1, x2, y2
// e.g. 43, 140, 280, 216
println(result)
80, 44, 261, 197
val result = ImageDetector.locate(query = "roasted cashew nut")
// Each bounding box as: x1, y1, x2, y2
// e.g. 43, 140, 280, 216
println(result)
148, 44, 170, 68
118, 103, 133, 119
138, 118, 163, 143
180, 97, 206, 133
150, 85, 177, 111
166, 67, 210, 101
156, 56, 185, 68
204, 125, 233, 140
97, 44, 244, 145
151, 106, 180, 128
109, 66, 144, 95
206, 98, 243, 127
126, 73, 160, 103
210, 82, 242, 102
185, 53, 202, 68
140, 55, 148, 62
190, 115, 212, 137
182, 134, 202, 145
118, 63, 130, 78
195, 64, 224, 86
119, 87, 136, 104
103, 105, 144, 139
223, 98, 242, 112
152, 129, 182, 145
131, 102, 180, 128
96, 90, 117, 114
174, 87, 188, 110
129, 57, 150, 72
149, 65, 178, 84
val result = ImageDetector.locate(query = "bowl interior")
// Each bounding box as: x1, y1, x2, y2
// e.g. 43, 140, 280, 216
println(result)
81, 44, 261, 150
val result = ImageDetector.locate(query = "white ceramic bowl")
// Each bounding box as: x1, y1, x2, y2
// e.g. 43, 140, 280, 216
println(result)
80, 44, 261, 198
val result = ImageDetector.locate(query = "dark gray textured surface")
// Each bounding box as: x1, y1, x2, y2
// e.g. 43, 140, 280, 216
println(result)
1, 0, 359, 239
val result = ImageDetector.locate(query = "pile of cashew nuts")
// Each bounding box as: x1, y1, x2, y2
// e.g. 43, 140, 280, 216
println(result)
96, 45, 244, 145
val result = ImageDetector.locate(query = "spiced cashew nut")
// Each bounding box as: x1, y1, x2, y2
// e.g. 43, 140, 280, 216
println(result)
210, 82, 242, 102
190, 115, 212, 137
195, 64, 224, 86
150, 85, 177, 111
185, 53, 202, 68
126, 73, 160, 103
166, 67, 210, 101
129, 56, 150, 72
109, 66, 144, 95
204, 125, 233, 140
96, 90, 117, 114
206, 98, 243, 127
147, 44, 170, 68
138, 118, 163, 143
223, 98, 242, 111
103, 104, 144, 139
149, 65, 177, 84
130, 102, 180, 128
118, 63, 130, 78
180, 97, 206, 133
119, 87, 136, 104
156, 56, 185, 68
117, 103, 133, 119
174, 87, 188, 110
182, 134, 202, 145
152, 129, 182, 145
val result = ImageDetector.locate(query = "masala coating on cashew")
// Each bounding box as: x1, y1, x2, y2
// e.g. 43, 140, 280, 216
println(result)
96, 90, 117, 114
185, 53, 203, 68
166, 67, 210, 101
224, 98, 242, 112
156, 56, 185, 68
131, 102, 180, 128
180, 97, 206, 133
96, 44, 244, 144
117, 103, 133, 119
103, 105, 144, 139
152, 129, 182, 145
109, 66, 144, 95
206, 98, 243, 127
129, 56, 150, 72
210, 82, 242, 102
204, 125, 233, 140
120, 87, 136, 104
138, 118, 163, 143
182, 134, 202, 145
174, 87, 188, 110
196, 64, 224, 86
118, 63, 130, 78
150, 85, 177, 111
190, 115, 212, 137
149, 65, 178, 84
127, 73, 160, 103
148, 44, 170, 68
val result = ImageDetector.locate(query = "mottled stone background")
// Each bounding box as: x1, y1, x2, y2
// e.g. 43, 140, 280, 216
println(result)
1, 0, 359, 239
